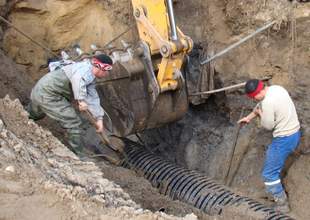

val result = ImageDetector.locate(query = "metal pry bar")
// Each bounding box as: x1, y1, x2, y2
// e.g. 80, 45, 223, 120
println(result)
200, 21, 276, 65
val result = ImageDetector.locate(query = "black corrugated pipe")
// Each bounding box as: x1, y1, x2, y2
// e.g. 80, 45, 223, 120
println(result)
121, 139, 293, 220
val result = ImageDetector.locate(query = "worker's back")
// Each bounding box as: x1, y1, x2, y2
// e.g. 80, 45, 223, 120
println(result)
260, 85, 300, 137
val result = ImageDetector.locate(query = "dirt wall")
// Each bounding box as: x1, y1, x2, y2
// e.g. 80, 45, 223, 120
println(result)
2, 0, 134, 80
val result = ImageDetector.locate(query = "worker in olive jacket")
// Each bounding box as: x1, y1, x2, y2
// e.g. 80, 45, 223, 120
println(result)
27, 54, 113, 156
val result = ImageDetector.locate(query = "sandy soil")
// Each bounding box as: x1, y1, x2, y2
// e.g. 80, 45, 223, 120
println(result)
0, 96, 200, 220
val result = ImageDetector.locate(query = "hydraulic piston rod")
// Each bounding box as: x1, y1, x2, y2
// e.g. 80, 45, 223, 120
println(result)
166, 0, 178, 41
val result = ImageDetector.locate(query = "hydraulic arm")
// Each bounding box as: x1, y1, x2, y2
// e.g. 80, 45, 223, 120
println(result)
132, 0, 193, 92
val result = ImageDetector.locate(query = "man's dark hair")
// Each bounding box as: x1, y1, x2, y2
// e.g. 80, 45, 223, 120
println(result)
94, 54, 113, 65
245, 79, 260, 94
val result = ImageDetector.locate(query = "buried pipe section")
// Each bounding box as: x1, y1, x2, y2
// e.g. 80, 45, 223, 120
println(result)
122, 140, 293, 219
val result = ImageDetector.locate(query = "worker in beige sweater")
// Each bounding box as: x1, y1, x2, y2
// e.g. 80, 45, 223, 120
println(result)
238, 79, 300, 213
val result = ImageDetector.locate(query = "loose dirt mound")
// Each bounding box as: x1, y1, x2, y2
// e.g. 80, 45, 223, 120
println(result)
0, 96, 198, 220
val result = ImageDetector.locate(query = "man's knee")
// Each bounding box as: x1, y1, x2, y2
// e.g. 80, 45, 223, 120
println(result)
67, 127, 82, 135
41, 102, 81, 129
261, 162, 280, 182
60, 117, 82, 131
26, 101, 46, 121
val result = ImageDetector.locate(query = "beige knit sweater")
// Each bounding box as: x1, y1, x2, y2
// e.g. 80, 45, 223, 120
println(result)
256, 85, 300, 137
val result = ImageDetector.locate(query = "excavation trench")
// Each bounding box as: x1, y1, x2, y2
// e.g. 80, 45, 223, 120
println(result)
1, 1, 310, 219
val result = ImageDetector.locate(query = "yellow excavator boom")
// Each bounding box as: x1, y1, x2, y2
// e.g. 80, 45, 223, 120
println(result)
132, 0, 193, 92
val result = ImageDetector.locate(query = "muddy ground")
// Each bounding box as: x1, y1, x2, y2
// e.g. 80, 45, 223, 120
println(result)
0, 0, 310, 220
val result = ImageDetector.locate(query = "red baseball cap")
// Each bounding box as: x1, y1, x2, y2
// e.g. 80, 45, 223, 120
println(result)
92, 54, 113, 71
92, 58, 113, 71
246, 80, 264, 98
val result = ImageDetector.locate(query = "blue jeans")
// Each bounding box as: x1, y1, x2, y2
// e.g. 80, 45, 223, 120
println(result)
262, 131, 300, 198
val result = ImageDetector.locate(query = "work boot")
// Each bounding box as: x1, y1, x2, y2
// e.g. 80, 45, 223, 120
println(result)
272, 192, 290, 213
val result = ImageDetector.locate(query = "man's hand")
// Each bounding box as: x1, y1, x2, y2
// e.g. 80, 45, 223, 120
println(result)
95, 119, 104, 133
238, 116, 250, 124
238, 107, 262, 125
78, 100, 88, 112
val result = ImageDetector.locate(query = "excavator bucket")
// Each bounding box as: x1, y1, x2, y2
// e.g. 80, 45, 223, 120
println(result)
96, 0, 192, 137
96, 46, 188, 137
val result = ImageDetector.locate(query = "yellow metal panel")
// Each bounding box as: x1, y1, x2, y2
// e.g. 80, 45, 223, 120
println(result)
132, 0, 193, 92
132, 0, 169, 54
157, 55, 184, 91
